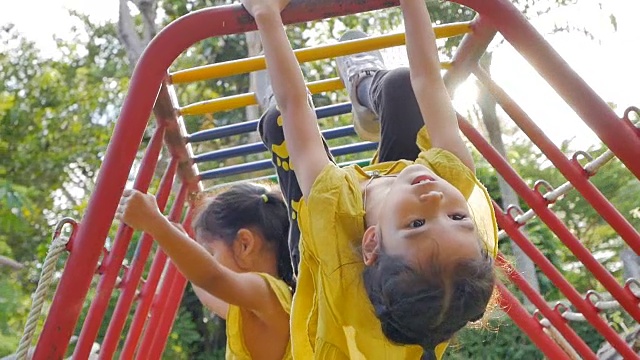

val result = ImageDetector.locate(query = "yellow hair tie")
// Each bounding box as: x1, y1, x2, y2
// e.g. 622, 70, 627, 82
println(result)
261, 194, 269, 203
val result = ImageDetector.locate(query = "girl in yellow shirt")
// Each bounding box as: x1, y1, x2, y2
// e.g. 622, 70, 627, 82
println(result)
247, 0, 498, 358
116, 183, 294, 360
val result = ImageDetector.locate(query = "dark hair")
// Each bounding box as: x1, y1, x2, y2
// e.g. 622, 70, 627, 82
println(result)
363, 245, 495, 357
193, 183, 295, 290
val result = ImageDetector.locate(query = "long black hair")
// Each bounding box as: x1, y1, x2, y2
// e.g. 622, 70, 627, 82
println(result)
363, 244, 495, 355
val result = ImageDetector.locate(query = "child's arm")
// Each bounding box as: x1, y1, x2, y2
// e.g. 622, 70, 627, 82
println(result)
116, 189, 284, 318
400, 0, 475, 172
243, 0, 330, 199
192, 285, 230, 319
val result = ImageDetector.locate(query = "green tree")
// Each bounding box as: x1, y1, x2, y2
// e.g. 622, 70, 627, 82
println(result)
0, 19, 129, 355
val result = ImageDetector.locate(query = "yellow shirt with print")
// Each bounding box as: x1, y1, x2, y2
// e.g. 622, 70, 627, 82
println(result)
292, 127, 498, 359
225, 273, 293, 360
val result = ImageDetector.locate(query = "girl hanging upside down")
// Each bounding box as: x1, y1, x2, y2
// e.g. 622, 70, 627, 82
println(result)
244, 0, 499, 358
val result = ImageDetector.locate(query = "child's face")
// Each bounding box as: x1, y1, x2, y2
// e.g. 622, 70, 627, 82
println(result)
377, 164, 482, 268
200, 236, 242, 273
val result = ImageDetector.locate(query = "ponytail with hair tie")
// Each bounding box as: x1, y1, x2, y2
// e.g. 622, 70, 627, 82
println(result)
192, 183, 296, 291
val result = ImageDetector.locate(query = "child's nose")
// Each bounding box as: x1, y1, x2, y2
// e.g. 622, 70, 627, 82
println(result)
419, 191, 444, 204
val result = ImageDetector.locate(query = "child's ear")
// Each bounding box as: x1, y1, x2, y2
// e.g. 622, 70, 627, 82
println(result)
233, 229, 256, 267
362, 226, 380, 266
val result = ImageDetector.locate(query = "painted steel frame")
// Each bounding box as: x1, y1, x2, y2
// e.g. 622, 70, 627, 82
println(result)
33, 0, 640, 358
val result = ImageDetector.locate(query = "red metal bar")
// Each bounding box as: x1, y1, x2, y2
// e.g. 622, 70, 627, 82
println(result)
34, 2, 406, 356
494, 200, 637, 356
72, 123, 167, 359
98, 157, 178, 360
496, 282, 570, 359
458, 116, 640, 323
456, 0, 640, 180
496, 254, 596, 359
136, 259, 180, 356
148, 272, 189, 360
443, 15, 496, 93
118, 183, 188, 359
138, 207, 195, 360
474, 67, 640, 254
146, 211, 195, 359
120, 249, 168, 359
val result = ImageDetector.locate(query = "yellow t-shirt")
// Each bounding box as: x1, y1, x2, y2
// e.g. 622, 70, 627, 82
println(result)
225, 273, 293, 360
292, 127, 498, 359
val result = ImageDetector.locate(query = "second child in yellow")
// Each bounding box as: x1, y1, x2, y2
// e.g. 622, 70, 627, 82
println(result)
116, 183, 294, 360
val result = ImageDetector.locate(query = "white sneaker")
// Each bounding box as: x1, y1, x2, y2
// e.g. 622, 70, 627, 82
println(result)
254, 68, 276, 111
254, 67, 314, 112
336, 30, 386, 142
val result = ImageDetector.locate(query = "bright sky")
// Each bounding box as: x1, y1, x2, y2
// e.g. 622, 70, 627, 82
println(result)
2, 0, 638, 151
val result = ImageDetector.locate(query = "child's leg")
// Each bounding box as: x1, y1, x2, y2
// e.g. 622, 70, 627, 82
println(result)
258, 104, 334, 274
366, 67, 424, 162
336, 30, 423, 162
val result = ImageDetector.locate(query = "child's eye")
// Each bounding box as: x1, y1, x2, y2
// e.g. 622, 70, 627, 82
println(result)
450, 214, 467, 221
410, 219, 425, 228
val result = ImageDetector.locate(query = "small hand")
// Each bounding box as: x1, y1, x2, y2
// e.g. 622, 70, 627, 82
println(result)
241, 0, 291, 18
115, 189, 165, 233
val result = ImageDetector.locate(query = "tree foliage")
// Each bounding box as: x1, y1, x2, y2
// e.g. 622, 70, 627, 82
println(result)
0, 19, 128, 355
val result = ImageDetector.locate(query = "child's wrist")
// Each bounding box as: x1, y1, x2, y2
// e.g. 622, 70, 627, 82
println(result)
145, 211, 170, 236
252, 6, 281, 23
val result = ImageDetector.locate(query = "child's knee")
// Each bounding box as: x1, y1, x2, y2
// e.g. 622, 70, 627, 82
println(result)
381, 68, 412, 94
258, 105, 284, 145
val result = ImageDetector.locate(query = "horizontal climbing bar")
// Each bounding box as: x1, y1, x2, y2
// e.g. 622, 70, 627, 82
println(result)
496, 254, 597, 359
498, 148, 617, 240
494, 204, 637, 356
180, 78, 345, 116
494, 118, 638, 240
189, 120, 258, 143
460, 113, 640, 325
194, 126, 356, 163
462, 113, 638, 356
549, 287, 640, 323
199, 142, 378, 180
188, 102, 351, 143
474, 67, 640, 254
170, 23, 468, 84
195, 143, 265, 164
201, 158, 373, 192
496, 282, 571, 359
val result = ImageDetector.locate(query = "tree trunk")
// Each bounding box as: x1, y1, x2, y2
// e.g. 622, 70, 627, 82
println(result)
117, 0, 156, 67
477, 54, 540, 294
117, 0, 172, 184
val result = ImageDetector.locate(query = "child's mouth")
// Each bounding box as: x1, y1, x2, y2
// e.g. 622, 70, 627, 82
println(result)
411, 175, 435, 185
